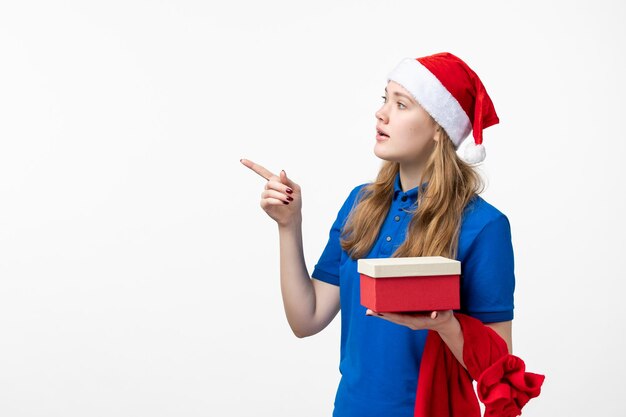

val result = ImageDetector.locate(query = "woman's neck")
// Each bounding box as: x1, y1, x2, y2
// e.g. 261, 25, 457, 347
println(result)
398, 164, 429, 192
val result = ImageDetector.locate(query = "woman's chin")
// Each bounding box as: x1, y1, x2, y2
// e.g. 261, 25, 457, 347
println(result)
373, 146, 397, 161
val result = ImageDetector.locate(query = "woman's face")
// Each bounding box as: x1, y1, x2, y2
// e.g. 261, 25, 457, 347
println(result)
374, 80, 438, 165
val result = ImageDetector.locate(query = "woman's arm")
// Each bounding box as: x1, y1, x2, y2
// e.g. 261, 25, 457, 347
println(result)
437, 317, 513, 370
241, 159, 340, 338
440, 213, 515, 369
369, 309, 512, 370
485, 320, 512, 353
278, 219, 340, 338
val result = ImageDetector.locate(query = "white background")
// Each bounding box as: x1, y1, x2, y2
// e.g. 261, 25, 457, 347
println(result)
1, 1, 624, 416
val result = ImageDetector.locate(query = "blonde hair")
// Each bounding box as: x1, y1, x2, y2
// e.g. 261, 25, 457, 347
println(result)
340, 126, 485, 260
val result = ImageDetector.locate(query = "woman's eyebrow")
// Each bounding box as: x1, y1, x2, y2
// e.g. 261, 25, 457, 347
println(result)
384, 87, 414, 102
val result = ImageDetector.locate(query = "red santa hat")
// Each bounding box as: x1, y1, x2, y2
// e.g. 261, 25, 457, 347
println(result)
386, 52, 499, 164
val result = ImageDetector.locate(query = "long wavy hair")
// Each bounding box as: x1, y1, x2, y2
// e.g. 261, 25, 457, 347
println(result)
340, 125, 485, 260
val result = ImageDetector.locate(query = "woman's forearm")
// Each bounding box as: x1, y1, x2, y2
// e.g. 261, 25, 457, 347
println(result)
437, 316, 514, 371
437, 316, 468, 370
277, 216, 317, 337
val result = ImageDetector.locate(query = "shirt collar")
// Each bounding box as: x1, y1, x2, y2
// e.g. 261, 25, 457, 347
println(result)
393, 171, 427, 202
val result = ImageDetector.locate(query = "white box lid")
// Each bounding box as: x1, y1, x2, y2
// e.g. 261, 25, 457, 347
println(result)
357, 256, 461, 278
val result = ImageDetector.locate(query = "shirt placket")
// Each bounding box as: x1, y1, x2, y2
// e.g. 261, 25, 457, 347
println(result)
379, 193, 415, 256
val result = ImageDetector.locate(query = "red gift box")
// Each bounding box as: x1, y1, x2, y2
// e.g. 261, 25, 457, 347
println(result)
358, 256, 461, 313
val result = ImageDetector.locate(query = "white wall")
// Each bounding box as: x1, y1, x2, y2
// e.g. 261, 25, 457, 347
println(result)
1, 1, 624, 415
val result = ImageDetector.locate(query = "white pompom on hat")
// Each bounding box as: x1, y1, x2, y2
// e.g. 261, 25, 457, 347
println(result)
386, 52, 499, 164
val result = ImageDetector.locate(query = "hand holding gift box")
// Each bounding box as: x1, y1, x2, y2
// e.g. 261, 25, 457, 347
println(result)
358, 256, 461, 313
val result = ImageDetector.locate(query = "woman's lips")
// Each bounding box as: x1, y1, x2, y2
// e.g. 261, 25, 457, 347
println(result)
376, 127, 390, 141
376, 132, 389, 142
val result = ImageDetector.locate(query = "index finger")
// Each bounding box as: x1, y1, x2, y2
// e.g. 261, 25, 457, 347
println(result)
240, 158, 276, 181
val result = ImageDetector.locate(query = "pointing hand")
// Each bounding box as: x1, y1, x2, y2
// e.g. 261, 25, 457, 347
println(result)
241, 158, 302, 228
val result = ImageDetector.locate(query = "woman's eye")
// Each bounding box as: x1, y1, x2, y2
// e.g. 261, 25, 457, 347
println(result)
381, 95, 406, 109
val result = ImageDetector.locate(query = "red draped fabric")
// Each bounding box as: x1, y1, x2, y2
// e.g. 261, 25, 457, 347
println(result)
414, 313, 545, 417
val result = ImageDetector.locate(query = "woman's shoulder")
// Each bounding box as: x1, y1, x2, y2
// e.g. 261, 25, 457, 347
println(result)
464, 193, 508, 219
333, 181, 370, 219
345, 181, 371, 204
355, 181, 371, 193
461, 194, 511, 239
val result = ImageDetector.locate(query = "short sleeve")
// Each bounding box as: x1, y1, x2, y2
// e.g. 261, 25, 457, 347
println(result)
460, 213, 516, 323
311, 184, 364, 286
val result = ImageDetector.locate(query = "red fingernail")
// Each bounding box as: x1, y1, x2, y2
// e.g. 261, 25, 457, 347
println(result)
286, 188, 293, 194
286, 196, 293, 201
283, 200, 289, 204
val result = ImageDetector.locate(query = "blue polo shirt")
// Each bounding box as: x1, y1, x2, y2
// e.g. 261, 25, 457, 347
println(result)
311, 171, 515, 417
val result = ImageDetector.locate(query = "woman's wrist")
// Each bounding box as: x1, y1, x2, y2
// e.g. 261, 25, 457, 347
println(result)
277, 213, 302, 230
434, 313, 461, 338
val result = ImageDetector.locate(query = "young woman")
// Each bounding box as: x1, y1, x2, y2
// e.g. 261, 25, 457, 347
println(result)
241, 52, 524, 417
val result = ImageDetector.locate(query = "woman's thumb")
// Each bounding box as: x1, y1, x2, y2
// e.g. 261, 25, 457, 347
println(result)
280, 169, 292, 186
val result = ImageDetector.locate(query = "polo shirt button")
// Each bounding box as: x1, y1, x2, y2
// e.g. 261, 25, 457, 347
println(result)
386, 236, 391, 242
394, 215, 400, 221
401, 195, 407, 202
